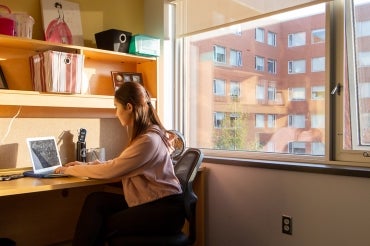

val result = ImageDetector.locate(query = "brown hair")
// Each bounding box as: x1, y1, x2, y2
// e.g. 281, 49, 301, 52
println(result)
114, 82, 171, 147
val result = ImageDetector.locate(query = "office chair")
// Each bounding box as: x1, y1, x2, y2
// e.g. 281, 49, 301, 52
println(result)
107, 148, 204, 246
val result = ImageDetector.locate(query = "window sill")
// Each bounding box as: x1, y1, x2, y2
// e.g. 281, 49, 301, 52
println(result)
203, 156, 370, 178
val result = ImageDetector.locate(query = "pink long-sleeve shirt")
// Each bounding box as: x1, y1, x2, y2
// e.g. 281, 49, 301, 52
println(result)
64, 126, 182, 207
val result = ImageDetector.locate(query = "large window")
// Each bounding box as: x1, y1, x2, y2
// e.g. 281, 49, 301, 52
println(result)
175, 0, 370, 167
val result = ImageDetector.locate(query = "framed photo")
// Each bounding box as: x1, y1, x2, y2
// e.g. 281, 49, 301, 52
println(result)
111, 71, 143, 90
0, 66, 8, 89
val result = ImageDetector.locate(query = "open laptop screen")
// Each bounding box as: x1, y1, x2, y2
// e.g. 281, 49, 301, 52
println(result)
26, 136, 62, 174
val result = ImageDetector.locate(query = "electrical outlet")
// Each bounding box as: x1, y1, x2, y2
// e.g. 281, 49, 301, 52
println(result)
282, 215, 293, 235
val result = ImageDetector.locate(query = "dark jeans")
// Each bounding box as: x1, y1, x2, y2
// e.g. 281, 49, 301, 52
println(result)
72, 191, 185, 246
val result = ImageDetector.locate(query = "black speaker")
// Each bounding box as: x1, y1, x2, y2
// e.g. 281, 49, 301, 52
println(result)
95, 29, 132, 53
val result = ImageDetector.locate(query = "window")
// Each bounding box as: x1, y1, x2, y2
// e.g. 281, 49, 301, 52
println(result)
288, 141, 306, 154
213, 79, 226, 96
288, 59, 306, 74
256, 84, 265, 100
255, 28, 264, 42
255, 114, 265, 128
356, 20, 370, 37
230, 49, 243, 66
268, 85, 276, 101
213, 45, 226, 63
255, 56, 264, 71
311, 86, 325, 100
311, 57, 325, 72
268, 31, 277, 46
214, 112, 225, 128
288, 32, 306, 47
311, 29, 325, 43
267, 59, 277, 74
288, 115, 306, 128
267, 114, 276, 128
230, 81, 240, 97
288, 87, 306, 101
179, 3, 327, 157
311, 114, 325, 128
358, 51, 370, 67
359, 83, 370, 98
343, 0, 370, 155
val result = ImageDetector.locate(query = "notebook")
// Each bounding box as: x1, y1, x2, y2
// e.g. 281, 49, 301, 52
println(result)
23, 136, 69, 178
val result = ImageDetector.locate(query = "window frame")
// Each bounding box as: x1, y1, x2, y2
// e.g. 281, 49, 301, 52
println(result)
173, 0, 370, 169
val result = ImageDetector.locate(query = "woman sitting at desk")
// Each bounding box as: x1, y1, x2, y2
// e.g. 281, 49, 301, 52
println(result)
55, 82, 185, 245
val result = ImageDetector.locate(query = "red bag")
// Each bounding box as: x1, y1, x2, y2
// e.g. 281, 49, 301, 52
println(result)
30, 50, 84, 94
0, 5, 15, 36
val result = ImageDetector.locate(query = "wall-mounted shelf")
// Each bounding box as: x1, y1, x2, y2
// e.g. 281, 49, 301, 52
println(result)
0, 35, 158, 118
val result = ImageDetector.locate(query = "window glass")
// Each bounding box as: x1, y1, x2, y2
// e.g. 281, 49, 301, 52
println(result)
213, 79, 226, 95
288, 59, 306, 74
268, 31, 277, 46
213, 45, 226, 63
311, 86, 325, 100
230, 49, 243, 66
255, 28, 265, 42
311, 57, 325, 72
288, 32, 306, 47
289, 87, 306, 101
183, 4, 326, 156
268, 59, 277, 74
344, 0, 370, 151
311, 28, 325, 43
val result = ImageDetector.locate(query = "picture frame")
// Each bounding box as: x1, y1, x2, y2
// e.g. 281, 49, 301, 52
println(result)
111, 71, 143, 90
0, 66, 8, 89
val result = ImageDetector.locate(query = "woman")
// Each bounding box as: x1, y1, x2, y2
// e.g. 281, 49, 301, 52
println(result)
55, 82, 185, 246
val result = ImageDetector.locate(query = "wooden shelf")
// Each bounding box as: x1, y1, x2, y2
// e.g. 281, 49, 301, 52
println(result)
0, 35, 158, 118
0, 89, 115, 108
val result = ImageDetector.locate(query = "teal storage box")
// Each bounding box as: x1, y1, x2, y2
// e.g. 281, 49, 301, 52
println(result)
129, 35, 160, 57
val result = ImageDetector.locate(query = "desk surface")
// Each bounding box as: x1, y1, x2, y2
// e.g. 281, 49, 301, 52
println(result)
0, 176, 113, 197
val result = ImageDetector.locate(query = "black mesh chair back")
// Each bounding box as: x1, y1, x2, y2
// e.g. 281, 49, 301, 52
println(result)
108, 148, 204, 246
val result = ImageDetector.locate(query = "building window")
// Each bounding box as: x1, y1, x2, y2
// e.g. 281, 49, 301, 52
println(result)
213, 79, 226, 96
288, 115, 306, 128
312, 142, 325, 156
356, 20, 370, 37
230, 49, 243, 67
359, 83, 370, 98
311, 57, 325, 72
255, 56, 264, 71
213, 45, 226, 63
214, 112, 225, 128
267, 31, 277, 46
311, 114, 325, 128
255, 114, 265, 128
311, 28, 325, 44
358, 51, 370, 67
255, 28, 264, 42
288, 32, 306, 47
288, 141, 306, 154
267, 58, 277, 74
288, 59, 306, 74
289, 87, 306, 101
268, 85, 276, 101
311, 86, 325, 100
267, 114, 276, 128
256, 84, 265, 100
230, 81, 240, 97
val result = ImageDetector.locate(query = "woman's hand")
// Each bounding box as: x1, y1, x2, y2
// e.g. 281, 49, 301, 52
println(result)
54, 161, 83, 174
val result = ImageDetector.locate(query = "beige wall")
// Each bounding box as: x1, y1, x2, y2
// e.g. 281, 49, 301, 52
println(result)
204, 163, 370, 246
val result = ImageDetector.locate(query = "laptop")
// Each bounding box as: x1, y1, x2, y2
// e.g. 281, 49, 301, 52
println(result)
23, 136, 69, 178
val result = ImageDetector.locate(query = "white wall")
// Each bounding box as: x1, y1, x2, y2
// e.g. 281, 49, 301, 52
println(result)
204, 163, 370, 246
